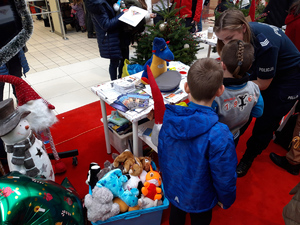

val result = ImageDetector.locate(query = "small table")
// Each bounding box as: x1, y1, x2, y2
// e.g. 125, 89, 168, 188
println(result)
194, 31, 217, 58
91, 61, 190, 157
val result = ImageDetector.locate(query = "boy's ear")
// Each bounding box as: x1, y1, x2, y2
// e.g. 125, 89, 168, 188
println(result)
184, 82, 190, 93
216, 85, 225, 97
221, 61, 227, 71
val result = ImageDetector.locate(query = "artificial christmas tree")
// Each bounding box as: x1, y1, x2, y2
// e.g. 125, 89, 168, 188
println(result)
131, 1, 201, 66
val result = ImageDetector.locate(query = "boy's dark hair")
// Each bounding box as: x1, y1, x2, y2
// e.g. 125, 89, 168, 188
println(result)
221, 39, 254, 79
187, 58, 223, 102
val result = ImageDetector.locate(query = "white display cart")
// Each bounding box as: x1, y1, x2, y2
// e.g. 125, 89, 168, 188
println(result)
91, 61, 190, 157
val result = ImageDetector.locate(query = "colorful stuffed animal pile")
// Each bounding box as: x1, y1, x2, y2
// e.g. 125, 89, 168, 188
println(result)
84, 150, 164, 222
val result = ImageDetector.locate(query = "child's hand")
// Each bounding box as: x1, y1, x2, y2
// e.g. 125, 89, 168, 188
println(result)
217, 202, 223, 209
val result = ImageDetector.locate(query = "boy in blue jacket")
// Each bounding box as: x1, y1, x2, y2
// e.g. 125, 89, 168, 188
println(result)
158, 58, 237, 225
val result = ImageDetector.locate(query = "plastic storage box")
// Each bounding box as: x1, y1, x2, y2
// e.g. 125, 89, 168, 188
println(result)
90, 163, 169, 225
108, 128, 133, 154
101, 117, 143, 154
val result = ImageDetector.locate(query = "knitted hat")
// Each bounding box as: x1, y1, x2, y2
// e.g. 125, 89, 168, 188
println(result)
0, 75, 55, 109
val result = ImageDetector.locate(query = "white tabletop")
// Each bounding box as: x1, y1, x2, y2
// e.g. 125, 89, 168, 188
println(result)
91, 61, 190, 123
194, 31, 217, 47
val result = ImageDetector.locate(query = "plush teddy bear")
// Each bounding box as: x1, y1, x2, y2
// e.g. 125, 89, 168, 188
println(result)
84, 186, 120, 222
113, 150, 143, 176
97, 169, 139, 207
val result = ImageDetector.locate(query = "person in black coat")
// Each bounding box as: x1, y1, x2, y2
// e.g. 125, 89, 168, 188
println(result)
84, 0, 130, 80
263, 0, 295, 28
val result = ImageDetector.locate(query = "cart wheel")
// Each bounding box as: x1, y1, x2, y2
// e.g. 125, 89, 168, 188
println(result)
72, 156, 78, 166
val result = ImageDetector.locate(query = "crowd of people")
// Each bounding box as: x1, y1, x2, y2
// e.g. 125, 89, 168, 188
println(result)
1, 0, 300, 224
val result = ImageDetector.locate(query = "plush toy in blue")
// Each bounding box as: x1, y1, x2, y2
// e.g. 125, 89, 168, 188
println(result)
96, 169, 139, 207
140, 37, 174, 85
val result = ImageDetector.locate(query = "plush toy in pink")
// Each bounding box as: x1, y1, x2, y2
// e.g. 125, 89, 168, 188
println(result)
0, 75, 67, 174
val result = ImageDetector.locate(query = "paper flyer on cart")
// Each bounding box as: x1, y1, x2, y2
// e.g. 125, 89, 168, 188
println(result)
118, 6, 148, 27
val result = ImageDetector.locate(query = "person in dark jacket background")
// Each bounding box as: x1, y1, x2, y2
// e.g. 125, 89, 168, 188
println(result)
84, 0, 130, 80
263, 0, 295, 28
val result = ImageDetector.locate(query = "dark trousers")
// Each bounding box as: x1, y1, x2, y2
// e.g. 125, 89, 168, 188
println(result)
242, 77, 300, 161
0, 54, 22, 101
153, 13, 164, 25
185, 18, 196, 33
169, 203, 212, 225
85, 9, 94, 36
109, 45, 129, 80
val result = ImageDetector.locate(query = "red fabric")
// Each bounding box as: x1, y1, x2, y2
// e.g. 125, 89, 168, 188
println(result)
173, 0, 203, 23
285, 13, 300, 52
147, 65, 165, 124
46, 101, 300, 225
249, 0, 256, 21
0, 75, 55, 109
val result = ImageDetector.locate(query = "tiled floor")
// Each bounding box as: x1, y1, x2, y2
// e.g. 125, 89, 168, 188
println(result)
3, 16, 218, 115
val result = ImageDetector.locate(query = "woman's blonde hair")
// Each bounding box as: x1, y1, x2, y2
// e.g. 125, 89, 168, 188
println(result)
214, 9, 252, 55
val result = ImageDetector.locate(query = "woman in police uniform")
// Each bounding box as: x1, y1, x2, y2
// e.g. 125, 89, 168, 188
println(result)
214, 9, 300, 177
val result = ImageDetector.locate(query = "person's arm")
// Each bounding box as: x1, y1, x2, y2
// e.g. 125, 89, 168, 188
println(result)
250, 91, 264, 118
252, 77, 273, 90
209, 125, 237, 209
193, 0, 203, 23
152, 0, 160, 4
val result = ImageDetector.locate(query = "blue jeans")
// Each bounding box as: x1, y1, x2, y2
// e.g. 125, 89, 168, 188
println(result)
197, 12, 203, 32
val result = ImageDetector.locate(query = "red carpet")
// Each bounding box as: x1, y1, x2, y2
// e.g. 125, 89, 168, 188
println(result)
48, 101, 298, 225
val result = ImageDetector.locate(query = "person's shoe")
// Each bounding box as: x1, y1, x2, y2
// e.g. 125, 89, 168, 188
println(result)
269, 152, 300, 175
88, 34, 96, 38
236, 158, 253, 177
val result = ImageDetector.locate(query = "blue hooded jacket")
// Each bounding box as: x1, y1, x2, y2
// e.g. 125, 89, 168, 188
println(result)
158, 102, 237, 213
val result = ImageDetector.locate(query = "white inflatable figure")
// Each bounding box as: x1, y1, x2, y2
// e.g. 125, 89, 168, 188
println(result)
0, 99, 54, 181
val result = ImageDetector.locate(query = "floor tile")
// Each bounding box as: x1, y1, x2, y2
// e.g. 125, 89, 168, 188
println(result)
32, 76, 84, 100
47, 89, 100, 114
69, 67, 111, 88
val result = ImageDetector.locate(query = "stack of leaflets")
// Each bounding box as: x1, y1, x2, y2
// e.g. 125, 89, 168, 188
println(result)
114, 79, 136, 94
110, 92, 150, 112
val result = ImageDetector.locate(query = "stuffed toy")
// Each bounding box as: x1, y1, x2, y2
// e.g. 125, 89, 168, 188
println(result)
141, 166, 162, 201
113, 149, 143, 176
0, 99, 54, 181
122, 174, 142, 191
113, 197, 140, 213
86, 162, 101, 189
138, 156, 152, 172
139, 169, 148, 184
0, 75, 67, 174
138, 194, 163, 209
147, 65, 166, 146
84, 186, 120, 222
96, 169, 139, 207
141, 37, 174, 85
113, 197, 129, 213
